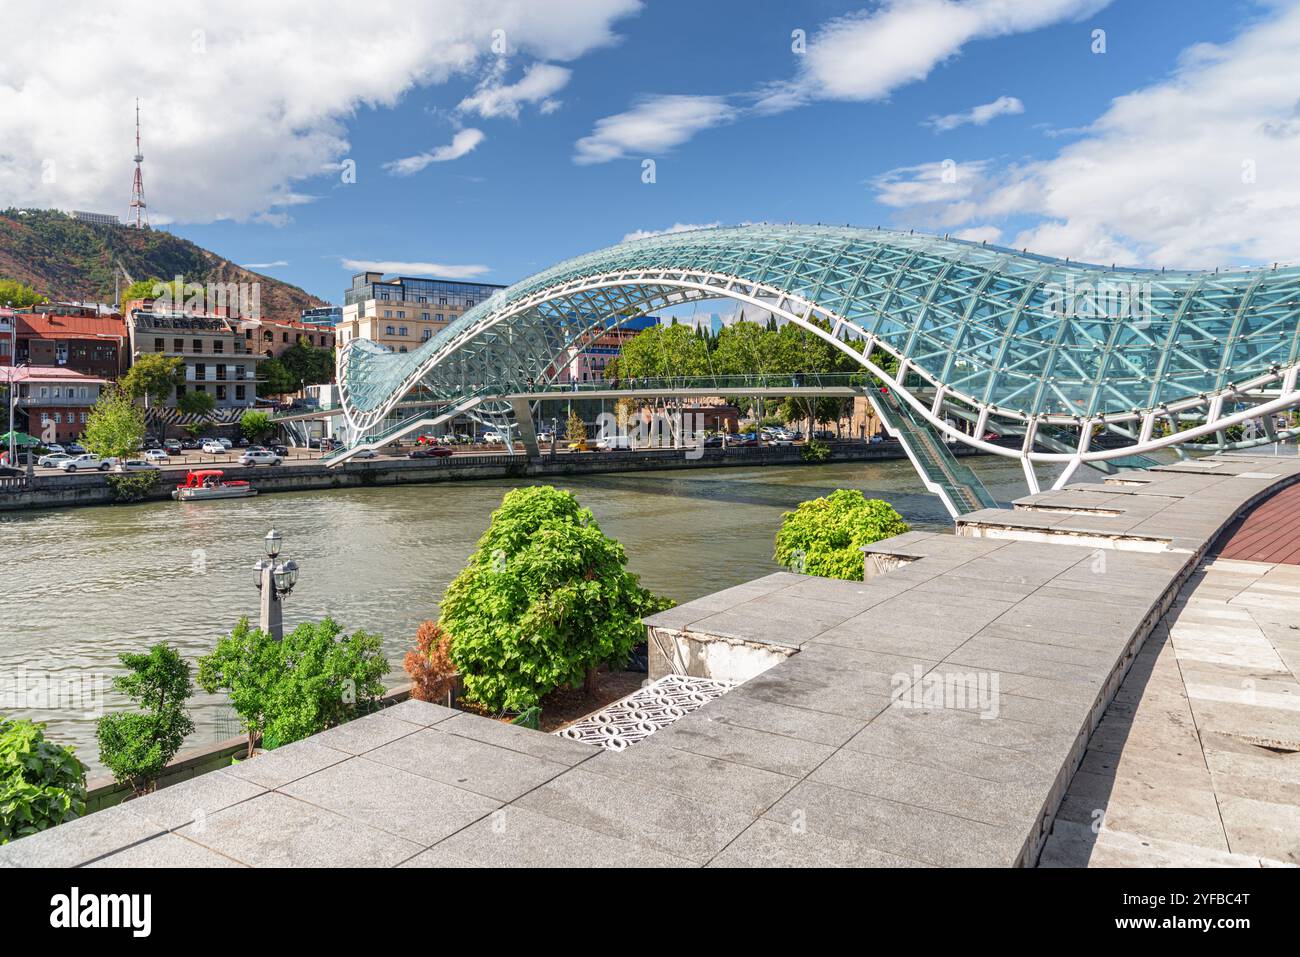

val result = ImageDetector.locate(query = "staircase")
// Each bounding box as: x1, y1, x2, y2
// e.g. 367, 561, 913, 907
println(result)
864, 386, 998, 519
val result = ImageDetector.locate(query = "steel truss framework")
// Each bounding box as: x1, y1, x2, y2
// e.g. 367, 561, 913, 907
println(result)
335, 225, 1300, 494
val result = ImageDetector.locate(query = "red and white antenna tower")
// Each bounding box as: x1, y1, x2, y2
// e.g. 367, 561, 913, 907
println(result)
129, 98, 148, 229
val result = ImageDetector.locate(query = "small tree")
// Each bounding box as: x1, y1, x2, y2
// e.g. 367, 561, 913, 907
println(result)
565, 410, 587, 446
196, 619, 281, 759
774, 489, 909, 581
240, 410, 273, 444
404, 621, 456, 705
177, 389, 215, 419
440, 486, 672, 713
95, 644, 195, 796
120, 353, 183, 407
0, 717, 86, 844
82, 385, 146, 461
198, 617, 389, 756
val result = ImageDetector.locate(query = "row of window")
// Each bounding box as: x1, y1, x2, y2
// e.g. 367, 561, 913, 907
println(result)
153, 337, 248, 355
383, 326, 434, 340
40, 412, 90, 425
381, 310, 446, 322
177, 383, 247, 401
189, 364, 251, 381
29, 386, 94, 400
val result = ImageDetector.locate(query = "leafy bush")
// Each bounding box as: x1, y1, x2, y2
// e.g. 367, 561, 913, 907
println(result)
439, 486, 672, 713
404, 621, 456, 704
774, 489, 910, 580
1, 717, 86, 844
96, 644, 195, 796
801, 438, 831, 462
106, 470, 159, 502
198, 617, 389, 756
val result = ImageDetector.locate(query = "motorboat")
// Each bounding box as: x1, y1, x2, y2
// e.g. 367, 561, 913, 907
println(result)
171, 469, 257, 501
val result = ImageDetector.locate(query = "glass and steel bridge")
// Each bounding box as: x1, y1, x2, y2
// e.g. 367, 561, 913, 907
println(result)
332, 224, 1300, 517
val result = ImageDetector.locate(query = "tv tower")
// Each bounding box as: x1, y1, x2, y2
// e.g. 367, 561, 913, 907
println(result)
129, 98, 148, 229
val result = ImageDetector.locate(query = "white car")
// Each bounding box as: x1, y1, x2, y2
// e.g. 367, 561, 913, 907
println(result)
239, 448, 282, 466
38, 452, 72, 468
143, 449, 170, 463
217, 438, 233, 449
58, 453, 111, 472
596, 435, 634, 451
481, 431, 504, 443
354, 449, 378, 460
201, 441, 227, 454
117, 459, 160, 472
43, 443, 66, 456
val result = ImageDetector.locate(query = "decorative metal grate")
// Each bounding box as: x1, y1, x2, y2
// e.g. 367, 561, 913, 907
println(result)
556, 674, 734, 752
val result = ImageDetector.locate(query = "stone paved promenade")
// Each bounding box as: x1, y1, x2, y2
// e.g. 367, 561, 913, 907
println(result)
3, 454, 1298, 867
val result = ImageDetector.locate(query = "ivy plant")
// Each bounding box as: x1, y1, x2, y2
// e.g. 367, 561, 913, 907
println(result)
96, 644, 196, 796
774, 488, 910, 581
1, 717, 87, 844
439, 485, 673, 713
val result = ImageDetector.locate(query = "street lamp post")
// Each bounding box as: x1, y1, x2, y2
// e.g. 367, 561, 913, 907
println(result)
252, 528, 299, 640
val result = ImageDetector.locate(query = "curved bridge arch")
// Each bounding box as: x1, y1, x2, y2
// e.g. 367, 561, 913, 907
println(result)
335, 225, 1300, 499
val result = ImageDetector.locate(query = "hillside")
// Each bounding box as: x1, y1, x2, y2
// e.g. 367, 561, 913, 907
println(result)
0, 208, 326, 320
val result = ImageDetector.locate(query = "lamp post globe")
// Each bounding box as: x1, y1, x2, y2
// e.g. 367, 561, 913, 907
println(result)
264, 529, 282, 558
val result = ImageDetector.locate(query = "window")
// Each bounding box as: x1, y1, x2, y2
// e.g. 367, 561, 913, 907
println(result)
383, 310, 392, 318
281, 332, 288, 343
421, 312, 430, 320
397, 310, 405, 319
465, 299, 474, 308
213, 340, 224, 353
435, 314, 444, 322
421, 329, 431, 340
235, 385, 246, 401
399, 346, 407, 353
398, 327, 408, 337
216, 385, 227, 401
173, 338, 184, 352
176, 383, 185, 396
80, 412, 88, 424
439, 297, 447, 305
195, 363, 206, 381
216, 365, 227, 381
386, 325, 395, 335
193, 339, 203, 353
154, 337, 165, 351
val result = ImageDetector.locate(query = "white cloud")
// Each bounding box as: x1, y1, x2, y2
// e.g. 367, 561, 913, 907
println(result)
928, 95, 1024, 132
621, 222, 720, 242
341, 259, 491, 279
574, 95, 736, 164
383, 129, 485, 177
582, 0, 1108, 161
952, 226, 1003, 244
0, 0, 641, 223
458, 63, 572, 119
869, 2, 1300, 268
241, 260, 288, 269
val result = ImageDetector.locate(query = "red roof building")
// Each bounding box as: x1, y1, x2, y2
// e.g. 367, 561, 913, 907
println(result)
14, 311, 128, 379
0, 365, 108, 443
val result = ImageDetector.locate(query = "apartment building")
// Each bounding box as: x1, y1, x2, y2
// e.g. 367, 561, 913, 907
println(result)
13, 307, 128, 378
241, 317, 336, 358
126, 307, 261, 432
0, 366, 106, 443
337, 273, 506, 353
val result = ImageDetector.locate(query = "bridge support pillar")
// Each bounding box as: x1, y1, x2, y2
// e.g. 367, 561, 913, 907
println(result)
508, 397, 541, 458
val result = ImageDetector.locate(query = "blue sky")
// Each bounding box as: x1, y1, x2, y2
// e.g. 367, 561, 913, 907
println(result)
5, 0, 1295, 302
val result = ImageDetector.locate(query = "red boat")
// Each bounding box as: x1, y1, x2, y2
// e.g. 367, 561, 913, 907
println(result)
171, 469, 257, 501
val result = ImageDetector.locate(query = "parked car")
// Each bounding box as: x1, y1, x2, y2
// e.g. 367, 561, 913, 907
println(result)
144, 449, 170, 463
702, 435, 724, 449
58, 453, 111, 472
536, 432, 554, 445
567, 439, 596, 451
269, 444, 290, 457
143, 437, 162, 450
596, 435, 634, 451
180, 437, 199, 450
41, 443, 66, 456
354, 449, 378, 460
117, 459, 160, 472
201, 441, 227, 454
481, 431, 504, 444
65, 442, 86, 454
37, 452, 73, 468
164, 439, 183, 455
239, 447, 282, 466
408, 446, 453, 459
217, 438, 233, 450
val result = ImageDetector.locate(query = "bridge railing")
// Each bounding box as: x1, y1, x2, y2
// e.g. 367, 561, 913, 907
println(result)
515, 372, 877, 394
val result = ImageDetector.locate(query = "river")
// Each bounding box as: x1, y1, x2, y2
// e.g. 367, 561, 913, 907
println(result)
0, 456, 1069, 772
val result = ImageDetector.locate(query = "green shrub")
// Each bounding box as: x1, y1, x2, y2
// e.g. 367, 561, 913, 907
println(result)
801, 438, 831, 462
774, 489, 909, 580
198, 617, 389, 756
106, 470, 159, 502
0, 717, 86, 844
440, 485, 672, 713
96, 644, 195, 796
